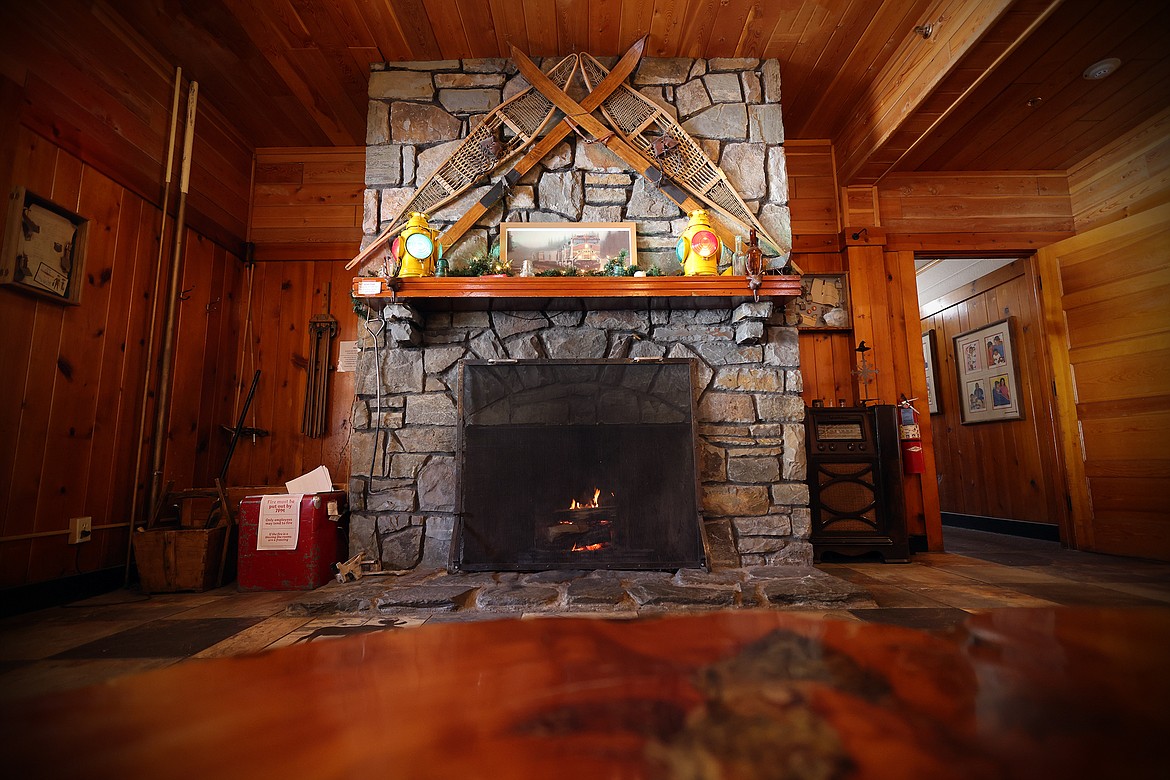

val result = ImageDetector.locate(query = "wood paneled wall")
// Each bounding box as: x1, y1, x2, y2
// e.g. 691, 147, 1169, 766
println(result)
1068, 107, 1170, 233
250, 148, 365, 261
0, 1, 251, 251
225, 260, 358, 488
920, 261, 1067, 527
0, 127, 243, 587
877, 172, 1074, 246
1038, 203, 1170, 561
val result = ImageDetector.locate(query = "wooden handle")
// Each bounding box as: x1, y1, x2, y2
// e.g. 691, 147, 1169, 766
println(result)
179, 81, 198, 195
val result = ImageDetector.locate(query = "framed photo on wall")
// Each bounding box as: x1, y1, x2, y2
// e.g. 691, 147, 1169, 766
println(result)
0, 186, 89, 305
953, 317, 1021, 424
922, 329, 940, 414
782, 273, 851, 329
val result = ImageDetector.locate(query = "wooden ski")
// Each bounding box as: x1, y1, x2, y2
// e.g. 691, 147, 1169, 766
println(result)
439, 36, 648, 251
348, 54, 579, 271
579, 53, 794, 269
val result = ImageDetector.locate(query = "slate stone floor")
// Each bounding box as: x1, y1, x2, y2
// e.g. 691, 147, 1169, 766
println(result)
3, 527, 1168, 702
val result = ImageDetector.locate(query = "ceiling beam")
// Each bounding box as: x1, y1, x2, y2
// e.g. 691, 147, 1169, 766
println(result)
833, 0, 1024, 185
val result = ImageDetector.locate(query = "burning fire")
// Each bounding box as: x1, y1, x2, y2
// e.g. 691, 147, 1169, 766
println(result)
571, 543, 606, 552
569, 488, 602, 511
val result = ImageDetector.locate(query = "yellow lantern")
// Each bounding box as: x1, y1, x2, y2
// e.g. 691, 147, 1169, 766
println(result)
676, 209, 723, 276
391, 212, 443, 277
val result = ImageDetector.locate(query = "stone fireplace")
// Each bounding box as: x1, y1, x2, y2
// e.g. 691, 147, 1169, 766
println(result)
349, 55, 808, 573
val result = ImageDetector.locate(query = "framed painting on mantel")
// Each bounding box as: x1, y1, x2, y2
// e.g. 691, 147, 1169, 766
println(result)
501, 222, 636, 274
953, 317, 1021, 424
0, 186, 89, 305
783, 273, 851, 329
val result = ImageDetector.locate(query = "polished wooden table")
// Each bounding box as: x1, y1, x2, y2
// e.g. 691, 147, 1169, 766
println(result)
3, 608, 1167, 779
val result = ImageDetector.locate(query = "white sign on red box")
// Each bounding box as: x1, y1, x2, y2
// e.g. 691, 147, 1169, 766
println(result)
256, 494, 304, 550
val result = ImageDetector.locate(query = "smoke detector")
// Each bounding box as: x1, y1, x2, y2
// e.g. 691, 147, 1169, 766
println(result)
1083, 57, 1121, 80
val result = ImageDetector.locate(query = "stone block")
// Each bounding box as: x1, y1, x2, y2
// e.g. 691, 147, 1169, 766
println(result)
741, 72, 762, 103
755, 394, 805, 422
380, 348, 425, 393
736, 535, 788, 554
582, 205, 623, 223
541, 327, 608, 358
406, 393, 457, 426
365, 145, 402, 187
566, 578, 630, 607
543, 141, 573, 170
348, 477, 366, 512
763, 327, 800, 366
728, 455, 781, 484
369, 70, 433, 100
585, 187, 627, 204
470, 329, 506, 360
633, 58, 693, 85
585, 173, 632, 186
387, 453, 428, 479
462, 58, 509, 74
692, 342, 762, 366
733, 513, 792, 537
732, 301, 774, 322
492, 310, 547, 339
508, 184, 535, 209
782, 424, 807, 481
505, 333, 543, 359
786, 369, 804, 393
767, 147, 790, 207
367, 486, 415, 512
698, 392, 757, 423
628, 339, 666, 359
702, 484, 771, 516
391, 102, 460, 145
350, 430, 389, 477
626, 580, 737, 607
682, 104, 748, 140
652, 325, 736, 343
380, 187, 413, 225
434, 73, 504, 88
675, 78, 711, 117
415, 139, 461, 183
438, 88, 500, 113
703, 72, 742, 103
771, 482, 810, 507
389, 321, 421, 347
476, 584, 560, 611
759, 204, 793, 255
584, 310, 649, 332
626, 177, 678, 218
366, 102, 389, 144
720, 142, 766, 200
761, 59, 782, 103
417, 456, 456, 511
749, 104, 785, 145
712, 366, 785, 392
791, 507, 812, 538
735, 321, 765, 346
423, 344, 466, 374
395, 426, 456, 453
537, 171, 583, 218
375, 584, 473, 610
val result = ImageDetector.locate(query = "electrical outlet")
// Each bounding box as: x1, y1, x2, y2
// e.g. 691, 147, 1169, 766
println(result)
68, 516, 92, 544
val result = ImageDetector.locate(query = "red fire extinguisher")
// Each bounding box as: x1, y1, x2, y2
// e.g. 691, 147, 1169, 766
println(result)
897, 396, 925, 475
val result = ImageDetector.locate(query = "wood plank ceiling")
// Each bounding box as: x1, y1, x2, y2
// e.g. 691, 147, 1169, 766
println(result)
109, 0, 1170, 184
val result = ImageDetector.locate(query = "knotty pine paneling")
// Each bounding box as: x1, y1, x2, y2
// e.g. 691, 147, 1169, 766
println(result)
786, 140, 840, 250
0, 128, 244, 588
0, 3, 251, 252
920, 260, 1067, 530
1068, 107, 1170, 233
797, 249, 942, 548
226, 261, 358, 488
877, 172, 1074, 235
250, 148, 365, 261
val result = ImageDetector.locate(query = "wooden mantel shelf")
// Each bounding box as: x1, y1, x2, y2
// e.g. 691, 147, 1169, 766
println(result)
351, 275, 802, 310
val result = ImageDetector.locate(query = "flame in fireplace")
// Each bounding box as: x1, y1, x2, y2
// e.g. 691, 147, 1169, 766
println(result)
569, 488, 602, 511
571, 542, 607, 552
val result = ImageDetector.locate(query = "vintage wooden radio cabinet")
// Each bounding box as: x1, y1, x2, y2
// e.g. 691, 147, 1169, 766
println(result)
805, 405, 909, 563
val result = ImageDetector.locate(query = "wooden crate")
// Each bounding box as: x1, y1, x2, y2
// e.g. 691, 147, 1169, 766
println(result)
133, 525, 228, 593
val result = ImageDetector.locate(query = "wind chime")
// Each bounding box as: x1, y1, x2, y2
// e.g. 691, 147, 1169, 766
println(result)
302, 283, 338, 438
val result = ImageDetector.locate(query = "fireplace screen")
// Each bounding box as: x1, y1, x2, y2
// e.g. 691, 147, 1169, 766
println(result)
453, 360, 705, 571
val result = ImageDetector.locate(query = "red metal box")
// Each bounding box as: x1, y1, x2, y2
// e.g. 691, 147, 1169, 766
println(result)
237, 491, 348, 591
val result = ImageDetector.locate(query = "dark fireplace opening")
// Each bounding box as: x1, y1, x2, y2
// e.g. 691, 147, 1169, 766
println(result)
452, 360, 706, 572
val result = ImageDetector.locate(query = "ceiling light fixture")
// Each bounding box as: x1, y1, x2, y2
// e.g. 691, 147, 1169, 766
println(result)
1027, 97, 1043, 107
913, 23, 933, 39
1083, 57, 1121, 80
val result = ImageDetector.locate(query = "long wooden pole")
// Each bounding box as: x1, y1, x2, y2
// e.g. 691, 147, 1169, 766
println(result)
125, 67, 182, 581
148, 80, 198, 514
